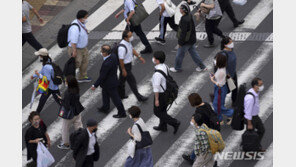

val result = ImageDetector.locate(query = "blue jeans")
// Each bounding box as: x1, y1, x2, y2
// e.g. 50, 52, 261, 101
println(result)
212, 84, 234, 121
175, 44, 206, 71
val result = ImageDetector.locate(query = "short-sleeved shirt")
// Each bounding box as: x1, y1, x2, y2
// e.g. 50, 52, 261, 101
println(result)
124, 0, 136, 19
204, 0, 221, 20
118, 40, 133, 64
67, 19, 88, 48
214, 67, 226, 86
156, 0, 170, 17
152, 64, 168, 93
22, 1, 33, 33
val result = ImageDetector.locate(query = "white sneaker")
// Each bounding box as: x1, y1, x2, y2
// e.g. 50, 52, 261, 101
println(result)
196, 67, 208, 72
169, 67, 180, 73
57, 143, 70, 150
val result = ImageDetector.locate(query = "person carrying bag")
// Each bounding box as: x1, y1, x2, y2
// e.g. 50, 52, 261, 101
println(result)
125, 106, 153, 167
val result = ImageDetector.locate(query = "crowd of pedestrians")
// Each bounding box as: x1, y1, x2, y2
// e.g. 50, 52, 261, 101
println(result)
23, 0, 267, 166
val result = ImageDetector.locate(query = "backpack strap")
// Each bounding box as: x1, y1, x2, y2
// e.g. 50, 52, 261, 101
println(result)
155, 69, 167, 92
118, 43, 128, 55
71, 23, 81, 32
246, 92, 256, 106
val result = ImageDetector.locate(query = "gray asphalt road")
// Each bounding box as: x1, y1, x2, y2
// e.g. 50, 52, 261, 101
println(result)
22, 0, 273, 166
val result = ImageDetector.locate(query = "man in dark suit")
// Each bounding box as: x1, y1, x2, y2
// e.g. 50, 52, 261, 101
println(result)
91, 44, 127, 118
72, 119, 100, 167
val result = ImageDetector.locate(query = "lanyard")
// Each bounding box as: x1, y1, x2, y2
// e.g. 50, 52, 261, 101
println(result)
77, 20, 89, 34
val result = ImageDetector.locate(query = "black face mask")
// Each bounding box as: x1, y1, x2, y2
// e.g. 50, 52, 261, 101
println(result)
93, 128, 98, 133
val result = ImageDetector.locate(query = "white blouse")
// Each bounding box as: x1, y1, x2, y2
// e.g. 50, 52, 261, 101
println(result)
131, 118, 148, 142
214, 67, 226, 86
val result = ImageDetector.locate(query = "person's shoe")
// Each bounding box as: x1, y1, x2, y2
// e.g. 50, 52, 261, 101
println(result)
78, 77, 92, 83
196, 67, 207, 72
138, 96, 148, 102
155, 37, 166, 45
226, 118, 232, 125
113, 114, 127, 118
169, 67, 181, 73
140, 46, 153, 54
186, 0, 196, 5
173, 121, 181, 134
120, 95, 129, 99
98, 107, 109, 113
203, 43, 215, 48
182, 154, 194, 165
153, 126, 168, 132
213, 161, 218, 167
57, 143, 70, 150
234, 19, 245, 27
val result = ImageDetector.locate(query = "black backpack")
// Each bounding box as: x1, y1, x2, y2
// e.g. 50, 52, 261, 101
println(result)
155, 68, 179, 111
57, 23, 80, 48
241, 129, 261, 152
51, 63, 64, 85
204, 103, 221, 131
231, 84, 255, 130
70, 128, 84, 150
111, 41, 127, 65
135, 123, 153, 150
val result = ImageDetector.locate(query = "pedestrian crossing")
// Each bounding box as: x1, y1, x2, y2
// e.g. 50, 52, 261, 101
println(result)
22, 0, 273, 166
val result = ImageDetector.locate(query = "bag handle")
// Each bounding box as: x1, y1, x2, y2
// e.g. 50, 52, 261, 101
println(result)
135, 123, 144, 133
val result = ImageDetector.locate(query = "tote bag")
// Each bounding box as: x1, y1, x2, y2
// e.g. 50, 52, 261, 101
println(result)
227, 77, 236, 92
36, 76, 49, 94
129, 0, 149, 26
135, 123, 153, 149
164, 0, 176, 17
37, 142, 55, 167
58, 105, 75, 119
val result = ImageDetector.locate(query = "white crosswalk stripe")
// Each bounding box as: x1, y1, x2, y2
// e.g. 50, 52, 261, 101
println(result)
22, 0, 273, 166
254, 142, 273, 167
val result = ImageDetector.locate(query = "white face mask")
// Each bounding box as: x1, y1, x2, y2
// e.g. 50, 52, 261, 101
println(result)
100, 52, 104, 57
213, 59, 217, 66
258, 85, 264, 92
226, 42, 234, 49
129, 36, 134, 42
129, 114, 132, 119
190, 121, 195, 127
82, 19, 87, 24
152, 57, 156, 64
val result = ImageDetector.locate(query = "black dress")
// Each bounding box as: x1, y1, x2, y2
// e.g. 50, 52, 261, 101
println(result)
25, 120, 48, 162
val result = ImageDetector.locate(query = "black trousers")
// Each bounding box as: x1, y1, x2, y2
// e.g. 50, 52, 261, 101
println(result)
102, 87, 126, 116
37, 89, 61, 113
205, 18, 224, 44
153, 93, 179, 129
159, 15, 179, 39
118, 63, 142, 99
82, 155, 94, 167
231, 73, 238, 104
125, 24, 151, 48
218, 0, 239, 25
245, 116, 265, 145
22, 32, 43, 51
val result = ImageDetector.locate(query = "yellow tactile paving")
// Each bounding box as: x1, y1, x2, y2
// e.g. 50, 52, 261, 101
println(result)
44, 0, 59, 6
26, 0, 47, 19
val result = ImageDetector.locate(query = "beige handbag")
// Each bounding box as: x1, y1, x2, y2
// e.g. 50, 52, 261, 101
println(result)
227, 77, 236, 92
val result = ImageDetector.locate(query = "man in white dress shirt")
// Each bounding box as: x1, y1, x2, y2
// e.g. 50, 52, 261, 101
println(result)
151, 51, 180, 134
118, 30, 148, 102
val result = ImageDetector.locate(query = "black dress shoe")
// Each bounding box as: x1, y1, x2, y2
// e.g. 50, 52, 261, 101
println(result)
234, 19, 245, 27
182, 154, 194, 165
140, 46, 153, 54
98, 107, 109, 113
113, 114, 127, 118
153, 126, 167, 132
173, 121, 181, 134
138, 96, 148, 102
120, 95, 128, 99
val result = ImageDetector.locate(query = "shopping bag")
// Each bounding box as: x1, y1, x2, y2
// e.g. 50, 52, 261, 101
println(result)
58, 106, 75, 120
164, 0, 176, 17
233, 0, 247, 6
127, 139, 136, 158
227, 77, 236, 92
37, 142, 55, 167
36, 76, 49, 94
